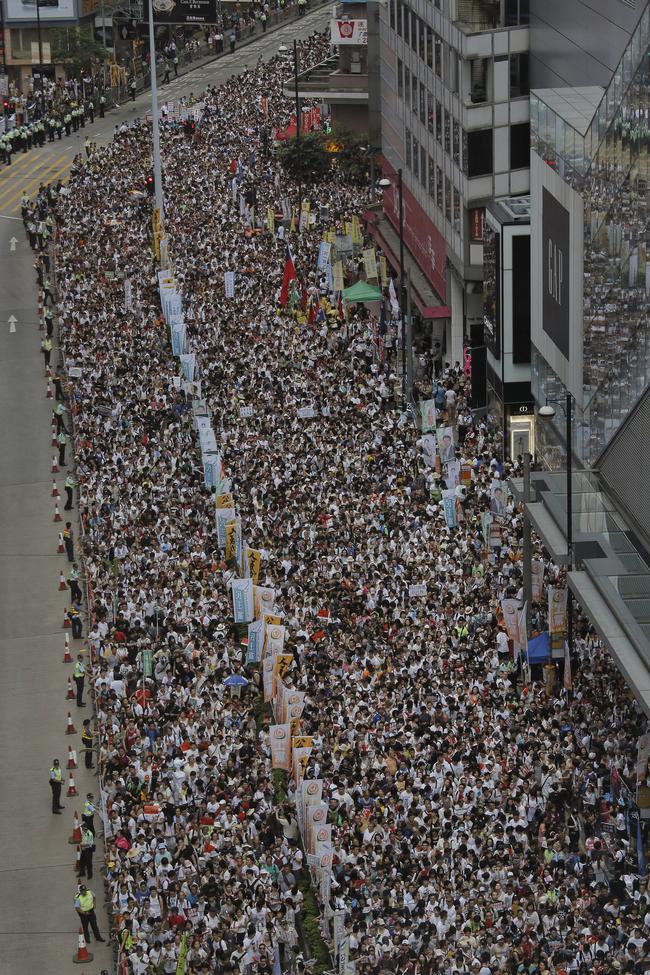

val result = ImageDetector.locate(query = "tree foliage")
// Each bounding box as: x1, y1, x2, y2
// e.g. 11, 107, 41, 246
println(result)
333, 127, 375, 185
50, 26, 107, 79
276, 131, 331, 184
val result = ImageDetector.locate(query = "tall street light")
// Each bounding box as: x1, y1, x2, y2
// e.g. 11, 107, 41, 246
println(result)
147, 0, 164, 220
379, 169, 406, 403
538, 392, 574, 655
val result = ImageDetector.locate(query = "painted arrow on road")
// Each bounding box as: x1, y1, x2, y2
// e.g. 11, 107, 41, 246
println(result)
8, 316, 17, 333
9, 237, 18, 252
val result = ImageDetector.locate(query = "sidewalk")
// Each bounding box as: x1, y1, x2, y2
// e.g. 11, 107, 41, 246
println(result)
0, 237, 111, 970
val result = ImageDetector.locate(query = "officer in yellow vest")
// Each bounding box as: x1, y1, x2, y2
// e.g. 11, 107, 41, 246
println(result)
49, 758, 65, 813
73, 654, 86, 707
78, 827, 95, 879
81, 719, 94, 770
82, 793, 96, 835
64, 473, 76, 511
74, 885, 104, 943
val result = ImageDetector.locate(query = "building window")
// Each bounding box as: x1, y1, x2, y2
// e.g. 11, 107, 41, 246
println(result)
389, 0, 396, 30
402, 3, 409, 44
445, 177, 452, 223
453, 119, 460, 166
505, 0, 529, 26
470, 58, 489, 103
428, 156, 436, 200
413, 137, 419, 179
427, 91, 434, 134
462, 129, 468, 175
436, 100, 442, 144
405, 127, 412, 169
419, 81, 425, 124
396, 1, 403, 37
426, 25, 433, 69
411, 10, 418, 52
436, 165, 443, 209
510, 122, 530, 170
444, 109, 451, 155
453, 189, 461, 233
467, 129, 493, 177
411, 73, 418, 114
434, 34, 442, 78
397, 59, 403, 99
404, 66, 410, 105
420, 146, 426, 188
450, 51, 459, 94
509, 53, 529, 98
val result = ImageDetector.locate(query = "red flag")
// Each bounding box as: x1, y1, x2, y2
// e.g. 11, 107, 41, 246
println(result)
337, 292, 344, 320
307, 301, 316, 325
229, 159, 238, 175
279, 246, 297, 307
563, 644, 572, 691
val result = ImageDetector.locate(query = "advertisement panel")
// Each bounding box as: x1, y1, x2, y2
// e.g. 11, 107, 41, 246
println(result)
330, 18, 367, 44
381, 159, 446, 302
530, 152, 584, 405
150, 0, 217, 24
483, 221, 500, 358
5, 0, 77, 21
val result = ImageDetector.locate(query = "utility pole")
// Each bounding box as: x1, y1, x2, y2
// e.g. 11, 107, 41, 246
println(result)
398, 167, 405, 403
293, 38, 301, 213
522, 451, 532, 633
35, 0, 44, 94
147, 0, 164, 219
566, 392, 573, 657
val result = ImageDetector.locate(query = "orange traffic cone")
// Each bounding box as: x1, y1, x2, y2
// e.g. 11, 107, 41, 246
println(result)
68, 811, 82, 844
72, 927, 93, 964
52, 479, 60, 498
51, 424, 58, 447
58, 570, 68, 591
63, 611, 72, 630
66, 772, 78, 797
63, 634, 73, 660
58, 533, 65, 554
66, 676, 75, 700
75, 844, 81, 874
66, 712, 77, 735
67, 747, 77, 769
52, 454, 59, 473
46, 381, 53, 399
54, 502, 62, 523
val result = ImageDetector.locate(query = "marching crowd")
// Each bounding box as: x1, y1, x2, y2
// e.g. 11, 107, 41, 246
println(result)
31, 23, 650, 975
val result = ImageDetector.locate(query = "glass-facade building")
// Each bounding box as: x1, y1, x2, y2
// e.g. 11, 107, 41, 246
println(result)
530, 5, 650, 468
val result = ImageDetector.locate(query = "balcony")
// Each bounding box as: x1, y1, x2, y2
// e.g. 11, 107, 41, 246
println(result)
282, 56, 368, 103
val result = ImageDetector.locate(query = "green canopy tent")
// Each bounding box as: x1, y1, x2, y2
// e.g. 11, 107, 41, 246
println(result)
342, 281, 383, 303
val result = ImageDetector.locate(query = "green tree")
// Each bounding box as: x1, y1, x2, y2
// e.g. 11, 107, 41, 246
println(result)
50, 26, 107, 79
277, 131, 330, 184
334, 128, 374, 185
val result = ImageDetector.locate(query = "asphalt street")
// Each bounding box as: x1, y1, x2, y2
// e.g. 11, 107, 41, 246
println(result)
0, 6, 328, 972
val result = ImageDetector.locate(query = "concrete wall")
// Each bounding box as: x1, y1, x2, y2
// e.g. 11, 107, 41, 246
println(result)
530, 0, 644, 88
332, 102, 369, 134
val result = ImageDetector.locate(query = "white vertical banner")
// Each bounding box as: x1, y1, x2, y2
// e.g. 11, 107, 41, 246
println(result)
224, 271, 235, 298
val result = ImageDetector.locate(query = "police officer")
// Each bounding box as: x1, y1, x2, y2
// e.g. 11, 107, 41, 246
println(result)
74, 886, 104, 943
63, 521, 74, 561
58, 430, 68, 467
78, 826, 95, 879
41, 335, 53, 371
87, 99, 94, 123
68, 564, 82, 603
81, 793, 96, 835
54, 400, 68, 434
44, 307, 54, 338
68, 600, 83, 639
49, 758, 65, 813
64, 472, 75, 511
64, 111, 72, 136
99, 94, 105, 118
73, 653, 86, 707
81, 718, 94, 769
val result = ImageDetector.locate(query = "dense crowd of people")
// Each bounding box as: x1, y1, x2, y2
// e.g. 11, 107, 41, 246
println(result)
29, 23, 650, 975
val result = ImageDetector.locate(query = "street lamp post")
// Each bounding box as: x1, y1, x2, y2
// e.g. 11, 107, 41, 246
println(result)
539, 392, 574, 654
35, 0, 44, 94
147, 0, 164, 219
378, 170, 407, 404
293, 38, 301, 214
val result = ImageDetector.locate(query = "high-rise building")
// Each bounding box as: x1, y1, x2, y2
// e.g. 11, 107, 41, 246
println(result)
520, 2, 650, 713
369, 0, 531, 374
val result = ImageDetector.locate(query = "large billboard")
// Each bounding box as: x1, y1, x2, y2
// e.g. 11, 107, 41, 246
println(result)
150, 0, 216, 23
5, 0, 77, 22
381, 158, 447, 302
330, 19, 367, 44
531, 152, 584, 405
